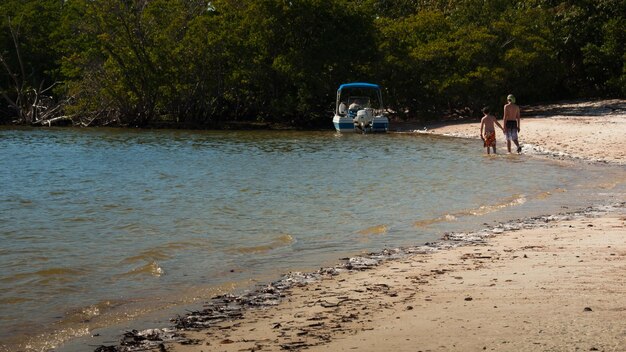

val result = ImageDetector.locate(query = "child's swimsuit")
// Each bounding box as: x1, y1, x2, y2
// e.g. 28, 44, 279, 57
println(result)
484, 131, 496, 147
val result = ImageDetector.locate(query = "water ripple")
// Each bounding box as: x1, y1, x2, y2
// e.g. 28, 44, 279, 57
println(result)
1, 127, 622, 351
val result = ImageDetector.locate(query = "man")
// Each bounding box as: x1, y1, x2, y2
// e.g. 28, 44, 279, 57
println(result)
502, 94, 522, 153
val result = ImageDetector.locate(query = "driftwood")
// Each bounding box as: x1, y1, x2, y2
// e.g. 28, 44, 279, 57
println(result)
33, 115, 73, 126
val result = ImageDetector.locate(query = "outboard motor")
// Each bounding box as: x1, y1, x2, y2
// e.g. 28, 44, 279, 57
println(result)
354, 108, 374, 130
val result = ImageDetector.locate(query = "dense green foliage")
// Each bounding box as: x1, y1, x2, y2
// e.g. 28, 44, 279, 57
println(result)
1, 0, 624, 127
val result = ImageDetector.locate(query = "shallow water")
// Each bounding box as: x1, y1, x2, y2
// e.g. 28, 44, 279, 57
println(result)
0, 127, 623, 351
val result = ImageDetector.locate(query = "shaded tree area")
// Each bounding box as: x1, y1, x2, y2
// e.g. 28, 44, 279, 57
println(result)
0, 0, 624, 128
0, 0, 67, 124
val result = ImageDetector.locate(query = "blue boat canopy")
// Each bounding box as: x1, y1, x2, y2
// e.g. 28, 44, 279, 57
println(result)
338, 82, 380, 91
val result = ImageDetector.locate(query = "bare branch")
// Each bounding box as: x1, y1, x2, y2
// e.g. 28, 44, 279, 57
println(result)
7, 18, 27, 89
34, 115, 73, 126
1, 90, 18, 109
0, 51, 21, 92
40, 81, 62, 95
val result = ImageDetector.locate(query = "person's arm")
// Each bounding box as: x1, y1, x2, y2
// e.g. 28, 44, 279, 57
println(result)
480, 118, 485, 139
502, 105, 508, 125
495, 119, 504, 131
516, 107, 521, 131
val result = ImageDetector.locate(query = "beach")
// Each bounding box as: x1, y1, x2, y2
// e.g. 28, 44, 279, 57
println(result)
95, 100, 625, 352
163, 209, 626, 352
423, 99, 626, 164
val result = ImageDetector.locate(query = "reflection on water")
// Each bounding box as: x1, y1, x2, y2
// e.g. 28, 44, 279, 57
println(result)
0, 127, 623, 351
227, 234, 295, 254
357, 224, 388, 236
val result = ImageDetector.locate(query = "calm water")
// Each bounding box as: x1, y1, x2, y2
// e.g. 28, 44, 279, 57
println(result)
0, 127, 623, 351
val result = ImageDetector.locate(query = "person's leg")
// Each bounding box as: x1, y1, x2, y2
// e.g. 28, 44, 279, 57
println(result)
510, 129, 521, 153
506, 128, 517, 153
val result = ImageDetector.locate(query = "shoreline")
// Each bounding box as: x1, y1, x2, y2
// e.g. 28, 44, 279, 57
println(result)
98, 202, 626, 352
88, 99, 626, 352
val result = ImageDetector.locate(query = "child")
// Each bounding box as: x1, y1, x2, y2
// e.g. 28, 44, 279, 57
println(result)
480, 107, 503, 154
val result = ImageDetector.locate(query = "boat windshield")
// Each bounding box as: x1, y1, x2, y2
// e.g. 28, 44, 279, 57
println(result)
348, 96, 370, 108
335, 85, 384, 114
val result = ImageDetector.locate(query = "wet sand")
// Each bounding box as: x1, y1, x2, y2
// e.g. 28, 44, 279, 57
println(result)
95, 100, 626, 352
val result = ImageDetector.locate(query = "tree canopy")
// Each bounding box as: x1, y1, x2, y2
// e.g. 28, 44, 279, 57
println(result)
1, 0, 624, 127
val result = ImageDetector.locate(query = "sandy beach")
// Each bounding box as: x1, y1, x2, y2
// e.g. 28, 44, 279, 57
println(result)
98, 100, 625, 352
165, 209, 626, 352
422, 99, 626, 165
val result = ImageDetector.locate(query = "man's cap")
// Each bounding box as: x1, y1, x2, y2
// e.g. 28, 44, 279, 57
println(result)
507, 94, 516, 103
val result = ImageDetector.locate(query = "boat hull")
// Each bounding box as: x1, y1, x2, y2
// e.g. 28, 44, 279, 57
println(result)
333, 115, 356, 132
333, 115, 388, 133
371, 116, 389, 132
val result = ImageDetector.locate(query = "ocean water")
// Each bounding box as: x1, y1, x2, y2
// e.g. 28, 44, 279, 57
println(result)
0, 127, 623, 351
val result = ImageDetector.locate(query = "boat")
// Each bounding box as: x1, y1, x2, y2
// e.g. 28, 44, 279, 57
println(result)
332, 82, 389, 133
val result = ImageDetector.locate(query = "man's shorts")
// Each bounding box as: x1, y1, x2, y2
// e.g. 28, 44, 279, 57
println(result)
505, 128, 518, 141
